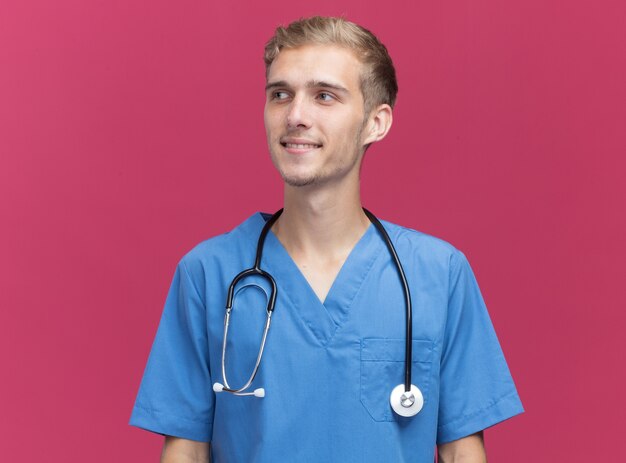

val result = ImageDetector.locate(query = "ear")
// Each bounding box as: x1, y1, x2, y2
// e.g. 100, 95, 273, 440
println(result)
362, 104, 393, 146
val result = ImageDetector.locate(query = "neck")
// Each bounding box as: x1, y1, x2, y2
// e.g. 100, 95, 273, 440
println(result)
272, 175, 370, 259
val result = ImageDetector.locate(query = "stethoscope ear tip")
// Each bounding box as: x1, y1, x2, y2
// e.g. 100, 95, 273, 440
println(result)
253, 388, 265, 398
213, 383, 225, 393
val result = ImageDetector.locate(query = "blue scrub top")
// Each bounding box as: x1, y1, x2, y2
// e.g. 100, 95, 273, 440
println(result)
130, 212, 523, 462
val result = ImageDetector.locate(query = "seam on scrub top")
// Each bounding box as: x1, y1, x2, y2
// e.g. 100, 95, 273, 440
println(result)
180, 259, 207, 309
265, 263, 326, 346
447, 250, 467, 301
359, 339, 435, 421
261, 228, 337, 346
436, 389, 519, 431
440, 250, 464, 360
359, 358, 431, 363
360, 338, 434, 362
134, 403, 211, 425
323, 239, 385, 347
180, 258, 212, 366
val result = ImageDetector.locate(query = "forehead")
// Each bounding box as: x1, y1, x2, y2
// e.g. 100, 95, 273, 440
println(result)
267, 44, 363, 89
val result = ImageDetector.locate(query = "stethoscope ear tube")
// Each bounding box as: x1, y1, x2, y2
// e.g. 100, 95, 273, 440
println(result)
216, 210, 283, 397
225, 209, 282, 311
215, 302, 274, 396
225, 268, 277, 313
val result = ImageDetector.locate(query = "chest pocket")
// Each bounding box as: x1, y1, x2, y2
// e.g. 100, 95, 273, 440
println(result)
360, 338, 434, 422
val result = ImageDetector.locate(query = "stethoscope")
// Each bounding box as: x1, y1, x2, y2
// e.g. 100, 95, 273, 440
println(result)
213, 209, 424, 417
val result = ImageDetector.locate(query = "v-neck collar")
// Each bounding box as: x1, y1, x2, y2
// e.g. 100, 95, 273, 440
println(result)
252, 212, 384, 346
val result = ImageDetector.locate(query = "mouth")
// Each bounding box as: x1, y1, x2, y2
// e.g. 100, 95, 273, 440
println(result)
280, 140, 322, 154
280, 142, 322, 149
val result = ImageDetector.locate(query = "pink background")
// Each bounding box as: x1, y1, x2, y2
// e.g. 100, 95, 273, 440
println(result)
1, 0, 624, 461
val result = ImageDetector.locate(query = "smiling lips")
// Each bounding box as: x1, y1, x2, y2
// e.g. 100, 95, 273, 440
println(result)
284, 143, 320, 149
280, 139, 322, 154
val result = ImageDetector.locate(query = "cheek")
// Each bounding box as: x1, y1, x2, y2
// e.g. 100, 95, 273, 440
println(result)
335, 119, 364, 145
327, 109, 363, 134
264, 110, 284, 138
263, 108, 271, 130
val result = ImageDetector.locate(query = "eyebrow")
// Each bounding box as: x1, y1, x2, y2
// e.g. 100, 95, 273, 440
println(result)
265, 80, 349, 94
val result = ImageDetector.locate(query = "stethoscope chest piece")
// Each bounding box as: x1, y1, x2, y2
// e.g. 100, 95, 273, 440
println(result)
215, 208, 424, 421
390, 383, 424, 417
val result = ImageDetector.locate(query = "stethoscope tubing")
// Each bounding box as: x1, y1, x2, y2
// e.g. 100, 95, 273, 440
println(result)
362, 209, 413, 392
225, 209, 282, 312
219, 210, 282, 395
217, 208, 414, 397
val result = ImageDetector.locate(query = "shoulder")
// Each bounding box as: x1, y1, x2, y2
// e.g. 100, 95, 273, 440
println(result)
380, 218, 466, 266
177, 212, 263, 276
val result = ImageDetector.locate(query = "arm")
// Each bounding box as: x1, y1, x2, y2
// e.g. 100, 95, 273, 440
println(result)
437, 432, 486, 463
161, 437, 210, 463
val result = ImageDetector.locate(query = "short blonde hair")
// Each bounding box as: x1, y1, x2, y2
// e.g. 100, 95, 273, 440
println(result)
264, 16, 398, 115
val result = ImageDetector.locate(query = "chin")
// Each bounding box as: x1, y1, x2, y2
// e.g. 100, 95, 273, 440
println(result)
282, 174, 318, 187
275, 164, 320, 187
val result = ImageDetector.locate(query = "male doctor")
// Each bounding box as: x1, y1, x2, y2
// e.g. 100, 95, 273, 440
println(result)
130, 16, 523, 463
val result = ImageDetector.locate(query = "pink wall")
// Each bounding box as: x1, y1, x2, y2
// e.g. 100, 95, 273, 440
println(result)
1, 0, 624, 461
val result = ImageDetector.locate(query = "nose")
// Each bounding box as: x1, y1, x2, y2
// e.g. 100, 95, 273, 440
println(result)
286, 95, 311, 129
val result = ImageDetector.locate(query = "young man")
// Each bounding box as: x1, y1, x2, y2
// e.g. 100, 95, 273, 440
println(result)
130, 17, 523, 462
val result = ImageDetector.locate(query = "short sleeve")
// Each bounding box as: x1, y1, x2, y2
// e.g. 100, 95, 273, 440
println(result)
436, 250, 523, 444
129, 259, 214, 442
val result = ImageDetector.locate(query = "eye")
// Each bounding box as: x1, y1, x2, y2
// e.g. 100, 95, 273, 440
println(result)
317, 92, 335, 102
272, 91, 289, 100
